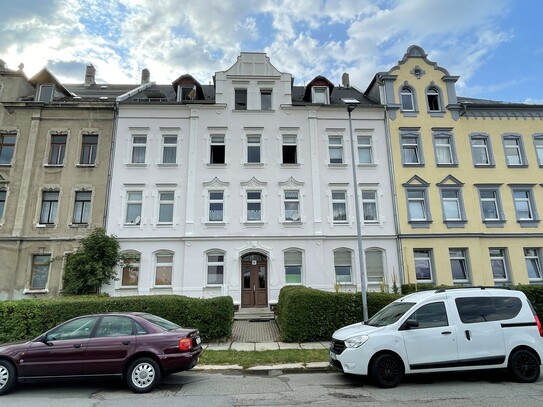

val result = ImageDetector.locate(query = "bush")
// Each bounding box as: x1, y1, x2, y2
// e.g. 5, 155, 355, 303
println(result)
276, 286, 400, 342
0, 295, 233, 343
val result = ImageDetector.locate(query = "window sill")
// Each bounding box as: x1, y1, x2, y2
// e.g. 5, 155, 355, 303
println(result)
282, 221, 303, 227
157, 163, 178, 168
205, 222, 227, 227
506, 165, 529, 168
428, 111, 445, 117
518, 219, 540, 228
401, 111, 419, 117
24, 289, 49, 294
474, 164, 496, 168
69, 223, 90, 228
207, 163, 227, 167
126, 163, 147, 168
357, 163, 376, 168
328, 163, 348, 168
76, 164, 96, 168
35, 223, 55, 228
118, 286, 139, 290
482, 220, 505, 228
408, 220, 432, 229
332, 222, 350, 226
280, 163, 300, 167
436, 163, 458, 168
0, 164, 13, 167
123, 223, 141, 227
244, 163, 264, 167
44, 164, 64, 168
444, 220, 467, 228
402, 163, 424, 167
243, 221, 265, 227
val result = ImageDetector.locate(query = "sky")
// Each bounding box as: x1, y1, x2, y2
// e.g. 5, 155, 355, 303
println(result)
0, 0, 542, 103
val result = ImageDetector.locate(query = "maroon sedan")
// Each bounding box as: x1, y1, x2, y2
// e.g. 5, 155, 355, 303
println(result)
0, 312, 202, 395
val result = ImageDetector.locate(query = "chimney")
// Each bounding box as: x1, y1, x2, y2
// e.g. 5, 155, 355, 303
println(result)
84, 64, 96, 86
342, 72, 350, 88
141, 68, 150, 84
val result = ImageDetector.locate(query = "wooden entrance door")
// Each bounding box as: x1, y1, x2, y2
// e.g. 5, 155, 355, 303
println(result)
241, 253, 268, 307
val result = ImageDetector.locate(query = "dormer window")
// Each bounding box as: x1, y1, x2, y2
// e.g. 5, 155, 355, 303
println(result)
37, 84, 54, 102
312, 87, 329, 104
177, 85, 196, 102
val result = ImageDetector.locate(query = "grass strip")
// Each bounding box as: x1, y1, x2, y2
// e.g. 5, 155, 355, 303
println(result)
200, 348, 329, 368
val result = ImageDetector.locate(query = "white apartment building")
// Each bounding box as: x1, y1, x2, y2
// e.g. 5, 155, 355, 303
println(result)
104, 53, 399, 309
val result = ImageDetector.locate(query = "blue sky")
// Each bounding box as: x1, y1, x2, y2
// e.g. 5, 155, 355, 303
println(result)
1, 0, 541, 103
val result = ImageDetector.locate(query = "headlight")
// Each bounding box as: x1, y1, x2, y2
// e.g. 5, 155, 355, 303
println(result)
344, 335, 370, 348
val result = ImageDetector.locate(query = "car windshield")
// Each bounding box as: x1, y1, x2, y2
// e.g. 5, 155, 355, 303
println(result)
365, 301, 415, 327
139, 314, 181, 331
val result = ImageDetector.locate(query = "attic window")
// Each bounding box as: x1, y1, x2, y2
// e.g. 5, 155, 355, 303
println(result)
177, 86, 197, 102
37, 84, 54, 102
235, 89, 247, 110
144, 89, 166, 100
312, 87, 329, 104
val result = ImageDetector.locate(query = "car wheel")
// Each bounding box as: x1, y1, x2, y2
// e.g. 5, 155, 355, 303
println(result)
371, 353, 403, 388
508, 349, 540, 383
0, 360, 17, 396
126, 357, 161, 393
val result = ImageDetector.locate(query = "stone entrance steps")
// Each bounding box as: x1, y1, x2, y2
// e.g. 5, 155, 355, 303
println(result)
234, 307, 275, 321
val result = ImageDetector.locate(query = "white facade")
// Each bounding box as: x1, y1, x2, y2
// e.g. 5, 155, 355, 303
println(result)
104, 53, 399, 307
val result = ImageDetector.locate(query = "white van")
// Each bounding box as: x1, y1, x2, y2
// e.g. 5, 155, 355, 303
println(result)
330, 287, 543, 387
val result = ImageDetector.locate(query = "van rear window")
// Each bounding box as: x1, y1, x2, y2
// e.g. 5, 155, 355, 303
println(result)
455, 297, 522, 323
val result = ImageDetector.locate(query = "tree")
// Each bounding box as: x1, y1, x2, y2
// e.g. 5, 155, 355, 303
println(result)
62, 228, 121, 295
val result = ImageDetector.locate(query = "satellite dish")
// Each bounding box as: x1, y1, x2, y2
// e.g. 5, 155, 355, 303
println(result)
134, 216, 141, 225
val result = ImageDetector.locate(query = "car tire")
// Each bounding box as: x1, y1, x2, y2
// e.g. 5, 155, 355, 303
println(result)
126, 357, 161, 393
508, 349, 540, 383
0, 360, 17, 396
370, 353, 403, 388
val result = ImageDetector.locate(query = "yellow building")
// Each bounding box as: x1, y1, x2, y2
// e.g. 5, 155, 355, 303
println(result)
365, 45, 543, 287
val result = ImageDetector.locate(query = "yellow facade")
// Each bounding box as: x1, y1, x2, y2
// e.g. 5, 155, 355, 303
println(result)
368, 45, 543, 287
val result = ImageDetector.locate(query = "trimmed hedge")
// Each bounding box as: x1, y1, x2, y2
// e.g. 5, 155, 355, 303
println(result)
0, 295, 233, 343
276, 286, 400, 342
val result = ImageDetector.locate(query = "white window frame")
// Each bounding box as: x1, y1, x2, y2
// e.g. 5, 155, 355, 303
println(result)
209, 134, 226, 164
414, 249, 433, 282
125, 190, 143, 225
284, 249, 303, 285
524, 248, 543, 281
29, 253, 51, 291
157, 190, 175, 225
282, 134, 298, 164
312, 86, 329, 104
283, 189, 301, 222
334, 249, 353, 284
478, 187, 503, 222
534, 134, 543, 166
361, 189, 379, 224
206, 250, 225, 285
450, 248, 470, 283
357, 135, 373, 165
490, 248, 509, 282
154, 251, 173, 286
365, 249, 385, 284
120, 251, 140, 287
434, 133, 455, 165
260, 89, 272, 110
245, 190, 263, 222
246, 134, 262, 164
161, 134, 178, 165
401, 134, 422, 165
208, 190, 225, 222
426, 87, 441, 112
331, 190, 348, 224
441, 189, 462, 221
328, 136, 344, 164
400, 87, 414, 111
470, 134, 493, 166
406, 189, 428, 221
503, 136, 525, 166
131, 134, 147, 164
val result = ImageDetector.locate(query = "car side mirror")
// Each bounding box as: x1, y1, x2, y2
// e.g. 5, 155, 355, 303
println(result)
400, 319, 419, 330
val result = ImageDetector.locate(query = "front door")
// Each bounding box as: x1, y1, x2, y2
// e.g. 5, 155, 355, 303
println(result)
241, 253, 268, 307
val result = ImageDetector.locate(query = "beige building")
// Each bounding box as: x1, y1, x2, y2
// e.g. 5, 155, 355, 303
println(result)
366, 46, 543, 287
0, 61, 135, 299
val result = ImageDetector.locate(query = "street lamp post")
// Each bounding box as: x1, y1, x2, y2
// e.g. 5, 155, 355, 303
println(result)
342, 98, 369, 321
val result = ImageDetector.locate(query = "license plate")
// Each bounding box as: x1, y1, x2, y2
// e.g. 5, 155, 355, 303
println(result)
330, 351, 337, 360
196, 337, 201, 345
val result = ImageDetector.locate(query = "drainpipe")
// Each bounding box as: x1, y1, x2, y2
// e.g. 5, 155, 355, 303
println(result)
104, 102, 118, 229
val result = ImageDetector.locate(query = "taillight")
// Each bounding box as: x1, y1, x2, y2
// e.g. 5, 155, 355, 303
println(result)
179, 338, 193, 351
535, 314, 543, 337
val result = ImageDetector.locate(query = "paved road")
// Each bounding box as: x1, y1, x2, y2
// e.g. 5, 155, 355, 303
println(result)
3, 369, 543, 406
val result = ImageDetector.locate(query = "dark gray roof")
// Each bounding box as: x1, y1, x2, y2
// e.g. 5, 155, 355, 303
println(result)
64, 83, 141, 101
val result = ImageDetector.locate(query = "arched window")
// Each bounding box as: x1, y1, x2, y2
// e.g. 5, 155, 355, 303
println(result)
426, 87, 441, 111
120, 251, 140, 287
154, 251, 173, 286
365, 249, 385, 284
284, 249, 303, 284
400, 87, 414, 111
334, 249, 353, 283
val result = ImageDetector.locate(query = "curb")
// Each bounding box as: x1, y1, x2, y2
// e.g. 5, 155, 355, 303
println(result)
194, 362, 332, 374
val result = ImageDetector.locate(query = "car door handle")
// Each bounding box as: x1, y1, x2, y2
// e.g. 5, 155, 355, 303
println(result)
441, 331, 452, 335
73, 344, 82, 348
122, 341, 131, 345
465, 330, 471, 340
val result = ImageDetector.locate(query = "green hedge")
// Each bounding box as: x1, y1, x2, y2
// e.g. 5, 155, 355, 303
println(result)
276, 286, 400, 342
0, 295, 233, 343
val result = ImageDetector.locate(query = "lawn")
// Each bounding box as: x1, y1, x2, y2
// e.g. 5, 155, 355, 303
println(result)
199, 348, 329, 368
